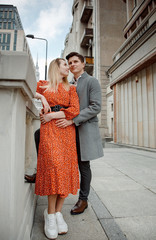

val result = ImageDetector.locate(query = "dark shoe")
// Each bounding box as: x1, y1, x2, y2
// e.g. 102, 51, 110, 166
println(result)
70, 199, 88, 215
24, 173, 36, 183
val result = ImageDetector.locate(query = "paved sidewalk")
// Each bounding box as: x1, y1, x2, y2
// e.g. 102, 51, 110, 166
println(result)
31, 147, 156, 240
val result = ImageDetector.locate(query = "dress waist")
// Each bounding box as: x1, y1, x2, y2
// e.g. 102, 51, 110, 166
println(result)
50, 105, 68, 112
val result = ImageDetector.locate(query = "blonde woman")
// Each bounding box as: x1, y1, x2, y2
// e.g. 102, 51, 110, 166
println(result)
35, 58, 80, 239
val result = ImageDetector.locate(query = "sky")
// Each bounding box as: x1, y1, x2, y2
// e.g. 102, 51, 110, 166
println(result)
1, 0, 74, 79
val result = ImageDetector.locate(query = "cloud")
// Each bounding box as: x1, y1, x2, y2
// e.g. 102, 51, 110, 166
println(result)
27, 0, 73, 39
2, 0, 73, 80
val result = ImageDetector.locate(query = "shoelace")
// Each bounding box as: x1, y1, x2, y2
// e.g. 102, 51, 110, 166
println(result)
47, 216, 56, 229
57, 214, 64, 224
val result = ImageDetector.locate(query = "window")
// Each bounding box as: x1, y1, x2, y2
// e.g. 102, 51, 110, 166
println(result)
8, 22, 11, 29
9, 11, 12, 18
141, 7, 148, 21
3, 22, 7, 29
4, 11, 7, 18
3, 33, 6, 43
0, 11, 3, 18
7, 34, 11, 43
14, 30, 17, 51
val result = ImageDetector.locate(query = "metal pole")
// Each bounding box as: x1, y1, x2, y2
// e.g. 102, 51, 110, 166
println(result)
34, 37, 48, 80
26, 35, 48, 80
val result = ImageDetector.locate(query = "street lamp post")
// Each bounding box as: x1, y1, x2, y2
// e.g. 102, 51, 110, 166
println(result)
26, 34, 48, 80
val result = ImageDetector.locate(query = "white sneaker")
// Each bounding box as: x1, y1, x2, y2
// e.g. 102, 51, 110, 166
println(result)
56, 212, 68, 235
44, 209, 58, 239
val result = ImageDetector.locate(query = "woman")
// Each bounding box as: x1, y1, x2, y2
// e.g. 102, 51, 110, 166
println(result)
35, 58, 80, 239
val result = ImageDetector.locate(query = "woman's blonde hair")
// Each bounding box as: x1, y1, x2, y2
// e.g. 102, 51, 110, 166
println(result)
46, 58, 69, 92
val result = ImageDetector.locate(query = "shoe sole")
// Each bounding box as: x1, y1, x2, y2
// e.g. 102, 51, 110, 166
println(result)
44, 232, 57, 239
58, 231, 68, 235
70, 205, 88, 215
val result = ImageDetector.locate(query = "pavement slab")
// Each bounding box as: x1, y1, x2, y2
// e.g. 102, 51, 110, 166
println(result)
31, 147, 156, 240
90, 148, 156, 240
115, 216, 156, 240
31, 195, 108, 240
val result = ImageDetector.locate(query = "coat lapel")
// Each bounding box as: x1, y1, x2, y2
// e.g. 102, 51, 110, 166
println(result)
76, 72, 88, 94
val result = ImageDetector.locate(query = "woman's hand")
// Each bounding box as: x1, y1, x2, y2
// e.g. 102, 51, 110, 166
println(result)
35, 92, 51, 114
40, 111, 66, 124
40, 113, 53, 124
41, 95, 51, 114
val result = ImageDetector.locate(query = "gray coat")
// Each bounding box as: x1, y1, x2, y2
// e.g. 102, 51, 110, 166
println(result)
73, 72, 104, 161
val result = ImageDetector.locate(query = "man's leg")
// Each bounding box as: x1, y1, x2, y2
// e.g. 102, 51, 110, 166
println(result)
78, 159, 92, 201
34, 128, 40, 155
25, 128, 40, 183
71, 127, 91, 214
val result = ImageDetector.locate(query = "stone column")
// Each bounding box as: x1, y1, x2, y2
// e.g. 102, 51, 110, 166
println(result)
0, 51, 39, 240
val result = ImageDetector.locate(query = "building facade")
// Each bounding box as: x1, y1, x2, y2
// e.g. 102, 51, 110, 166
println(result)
0, 4, 31, 53
0, 4, 40, 95
62, 0, 126, 140
107, 0, 156, 149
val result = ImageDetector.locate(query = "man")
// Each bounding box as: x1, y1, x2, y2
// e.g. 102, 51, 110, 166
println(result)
56, 52, 104, 215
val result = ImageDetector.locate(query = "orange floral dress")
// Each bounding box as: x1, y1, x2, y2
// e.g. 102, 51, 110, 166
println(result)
35, 80, 80, 198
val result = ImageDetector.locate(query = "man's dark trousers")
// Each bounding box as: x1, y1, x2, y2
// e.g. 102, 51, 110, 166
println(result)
34, 128, 40, 155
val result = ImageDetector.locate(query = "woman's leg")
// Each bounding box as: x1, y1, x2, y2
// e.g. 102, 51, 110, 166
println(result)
48, 194, 57, 214
44, 194, 58, 239
55, 195, 65, 212
55, 195, 68, 234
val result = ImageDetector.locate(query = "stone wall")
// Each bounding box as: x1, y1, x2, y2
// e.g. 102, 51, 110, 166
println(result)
0, 51, 40, 240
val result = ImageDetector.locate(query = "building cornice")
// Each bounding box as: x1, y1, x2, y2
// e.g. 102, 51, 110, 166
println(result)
108, 21, 156, 88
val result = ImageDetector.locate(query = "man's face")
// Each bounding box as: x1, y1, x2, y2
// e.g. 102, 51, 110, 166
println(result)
68, 56, 85, 75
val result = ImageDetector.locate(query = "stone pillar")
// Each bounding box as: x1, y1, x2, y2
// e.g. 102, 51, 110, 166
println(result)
0, 51, 39, 240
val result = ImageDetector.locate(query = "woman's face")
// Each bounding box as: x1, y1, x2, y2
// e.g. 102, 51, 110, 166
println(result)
59, 59, 69, 78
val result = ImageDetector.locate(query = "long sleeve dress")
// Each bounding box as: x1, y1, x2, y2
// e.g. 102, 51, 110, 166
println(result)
35, 80, 80, 198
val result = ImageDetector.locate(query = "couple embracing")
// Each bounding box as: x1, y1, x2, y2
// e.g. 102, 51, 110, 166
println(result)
27, 52, 103, 239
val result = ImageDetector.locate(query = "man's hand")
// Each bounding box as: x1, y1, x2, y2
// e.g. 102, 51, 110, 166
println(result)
56, 119, 73, 128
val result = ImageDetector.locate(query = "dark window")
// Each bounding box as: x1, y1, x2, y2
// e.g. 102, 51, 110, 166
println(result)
3, 33, 6, 43
9, 11, 12, 18
4, 11, 7, 18
14, 30, 17, 51
7, 34, 11, 43
8, 22, 11, 29
0, 11, 3, 18
141, 7, 148, 21
3, 22, 7, 29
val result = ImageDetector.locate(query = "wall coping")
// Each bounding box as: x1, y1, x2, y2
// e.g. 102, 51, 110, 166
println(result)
0, 51, 37, 99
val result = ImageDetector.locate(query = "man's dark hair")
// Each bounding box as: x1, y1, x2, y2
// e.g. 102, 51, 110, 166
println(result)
66, 52, 84, 63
